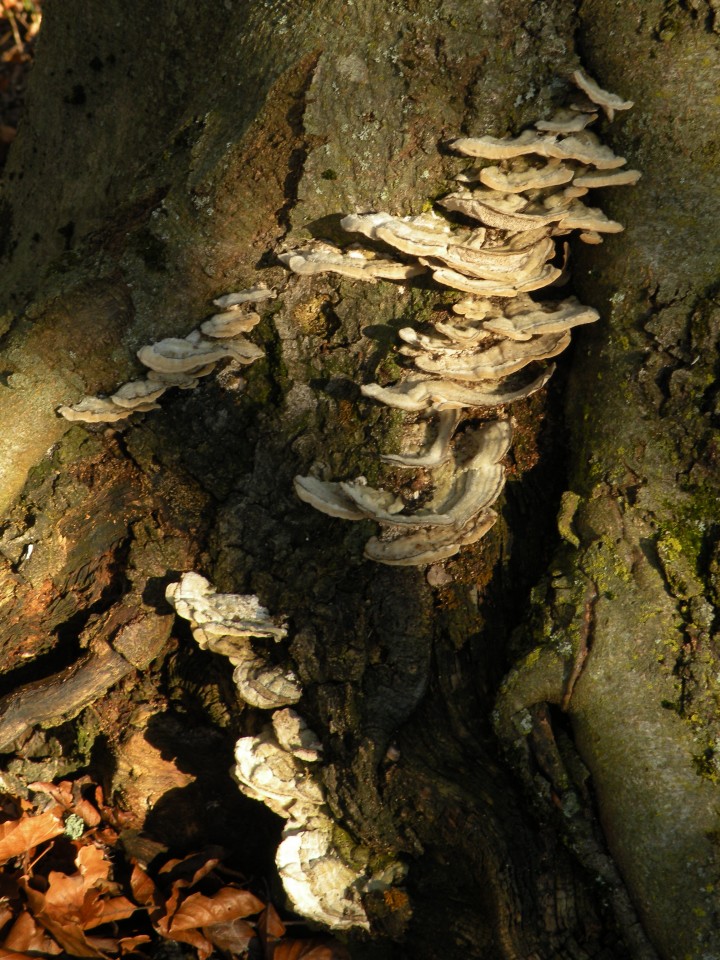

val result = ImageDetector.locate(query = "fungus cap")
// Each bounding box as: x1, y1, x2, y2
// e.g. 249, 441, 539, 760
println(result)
58, 397, 142, 423
201, 310, 262, 338
380, 408, 461, 467
213, 284, 277, 308
479, 160, 575, 193
360, 365, 555, 412
414, 330, 571, 381
364, 508, 497, 565
272, 709, 323, 763
232, 658, 303, 710
571, 69, 633, 120
276, 818, 370, 930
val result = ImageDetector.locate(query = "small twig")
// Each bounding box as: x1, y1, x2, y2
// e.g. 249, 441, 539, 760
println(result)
5, 8, 23, 53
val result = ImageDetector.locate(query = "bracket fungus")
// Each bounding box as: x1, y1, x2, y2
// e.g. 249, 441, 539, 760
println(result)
380, 408, 460, 467
166, 572, 287, 641
57, 285, 273, 423
276, 817, 371, 931
272, 708, 324, 763
165, 572, 301, 710
165, 574, 401, 928
294, 421, 512, 565
360, 366, 555, 412
234, 728, 325, 821
231, 658, 303, 711
282, 69, 638, 566
277, 243, 425, 283
233, 725, 402, 930
571, 68, 634, 120
212, 283, 277, 308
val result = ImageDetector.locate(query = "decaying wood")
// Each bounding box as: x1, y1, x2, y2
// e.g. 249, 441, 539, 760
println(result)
0, 639, 133, 751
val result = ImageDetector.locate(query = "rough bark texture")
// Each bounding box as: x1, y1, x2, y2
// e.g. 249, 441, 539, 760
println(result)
1, 2, 719, 959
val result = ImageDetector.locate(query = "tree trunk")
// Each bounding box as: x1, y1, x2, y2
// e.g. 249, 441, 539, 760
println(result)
1, 2, 719, 959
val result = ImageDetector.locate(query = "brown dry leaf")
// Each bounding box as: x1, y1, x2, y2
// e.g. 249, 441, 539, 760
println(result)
0, 812, 64, 863
76, 843, 113, 890
129, 862, 159, 908
21, 883, 108, 958
157, 880, 182, 934
158, 849, 222, 888
258, 901, 286, 940
117, 934, 152, 954
70, 798, 103, 829
28, 780, 74, 806
204, 917, 256, 954
84, 895, 138, 930
1, 909, 61, 954
162, 925, 215, 960
0, 903, 13, 931
271, 939, 352, 960
19, 839, 134, 955
167, 887, 264, 933
29, 780, 102, 829
41, 867, 98, 918
157, 856, 182, 875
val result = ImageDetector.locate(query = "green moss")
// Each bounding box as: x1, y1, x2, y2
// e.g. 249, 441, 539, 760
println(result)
0, 311, 14, 338
692, 746, 720, 784
557, 491, 581, 548
657, 487, 717, 590
524, 647, 542, 668
320, 350, 360, 380
581, 539, 632, 597
257, 318, 291, 399
375, 352, 404, 383
73, 710, 101, 763
23, 426, 103, 489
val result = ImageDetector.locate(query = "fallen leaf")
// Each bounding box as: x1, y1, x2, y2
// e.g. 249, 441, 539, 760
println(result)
0, 812, 64, 863
1, 909, 61, 954
29, 781, 103, 829
21, 886, 108, 959
117, 934, 152, 954
258, 902, 286, 941
158, 848, 222, 888
21, 882, 108, 958
168, 887, 264, 932
129, 863, 158, 908
83, 896, 138, 930
271, 939, 353, 960
204, 917, 256, 954
160, 925, 214, 960
28, 781, 74, 807
0, 904, 13, 931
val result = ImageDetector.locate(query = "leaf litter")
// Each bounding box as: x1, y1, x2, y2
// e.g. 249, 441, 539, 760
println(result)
0, 778, 351, 958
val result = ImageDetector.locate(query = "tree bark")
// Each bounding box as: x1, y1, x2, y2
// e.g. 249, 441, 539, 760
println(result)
1, 2, 719, 959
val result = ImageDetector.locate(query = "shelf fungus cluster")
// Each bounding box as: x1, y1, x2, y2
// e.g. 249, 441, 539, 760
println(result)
57, 284, 275, 423
166, 572, 403, 930
282, 69, 638, 565
165, 572, 299, 710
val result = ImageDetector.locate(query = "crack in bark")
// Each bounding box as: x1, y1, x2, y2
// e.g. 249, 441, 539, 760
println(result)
275, 50, 323, 238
